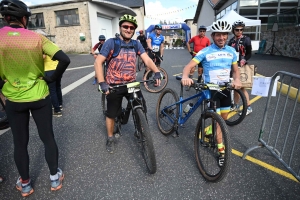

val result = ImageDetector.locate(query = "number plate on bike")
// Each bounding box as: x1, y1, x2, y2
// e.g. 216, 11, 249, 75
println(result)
206, 84, 220, 91
127, 82, 141, 93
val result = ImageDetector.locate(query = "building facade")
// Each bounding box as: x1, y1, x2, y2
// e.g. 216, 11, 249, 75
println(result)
194, 0, 300, 40
0, 0, 145, 53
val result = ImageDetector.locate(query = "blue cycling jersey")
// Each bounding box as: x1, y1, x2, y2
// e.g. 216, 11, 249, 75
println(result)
148, 32, 164, 52
192, 43, 237, 84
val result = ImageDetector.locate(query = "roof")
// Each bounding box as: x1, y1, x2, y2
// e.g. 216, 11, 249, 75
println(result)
105, 0, 144, 8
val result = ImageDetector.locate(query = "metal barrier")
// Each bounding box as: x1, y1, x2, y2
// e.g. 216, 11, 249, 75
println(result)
243, 71, 300, 182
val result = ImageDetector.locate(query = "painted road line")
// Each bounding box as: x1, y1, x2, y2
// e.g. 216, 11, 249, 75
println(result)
232, 149, 299, 183
66, 65, 93, 71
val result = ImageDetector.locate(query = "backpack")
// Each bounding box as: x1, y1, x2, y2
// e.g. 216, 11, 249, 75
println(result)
107, 37, 139, 65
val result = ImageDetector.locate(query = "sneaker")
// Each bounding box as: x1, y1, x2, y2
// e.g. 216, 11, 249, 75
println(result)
16, 177, 34, 197
53, 111, 62, 117
106, 137, 115, 153
204, 125, 212, 143
59, 105, 63, 111
50, 168, 64, 191
246, 106, 252, 115
92, 78, 97, 85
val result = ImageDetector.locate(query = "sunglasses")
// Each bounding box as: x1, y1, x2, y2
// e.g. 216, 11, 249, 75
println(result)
121, 25, 135, 30
234, 29, 243, 32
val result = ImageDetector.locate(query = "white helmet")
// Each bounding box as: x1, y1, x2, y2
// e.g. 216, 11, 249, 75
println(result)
211, 20, 232, 33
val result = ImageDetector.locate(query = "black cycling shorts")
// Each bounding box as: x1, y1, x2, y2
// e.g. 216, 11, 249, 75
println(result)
148, 51, 161, 66
211, 89, 231, 114
105, 85, 147, 119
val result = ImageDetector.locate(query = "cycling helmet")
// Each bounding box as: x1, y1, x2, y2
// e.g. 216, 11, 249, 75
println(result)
232, 20, 245, 29
198, 25, 207, 30
98, 35, 106, 40
139, 30, 143, 34
119, 14, 138, 29
154, 24, 162, 30
0, 0, 31, 17
210, 20, 231, 33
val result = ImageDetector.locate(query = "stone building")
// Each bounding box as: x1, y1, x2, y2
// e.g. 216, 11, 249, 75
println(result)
0, 0, 145, 53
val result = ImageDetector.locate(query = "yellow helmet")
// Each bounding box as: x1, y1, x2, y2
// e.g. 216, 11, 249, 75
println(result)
119, 14, 138, 29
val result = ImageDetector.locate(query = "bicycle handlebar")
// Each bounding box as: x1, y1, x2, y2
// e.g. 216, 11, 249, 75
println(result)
175, 76, 233, 90
108, 79, 155, 93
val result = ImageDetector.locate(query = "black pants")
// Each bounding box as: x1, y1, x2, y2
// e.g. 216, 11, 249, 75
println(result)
45, 70, 63, 112
5, 96, 58, 180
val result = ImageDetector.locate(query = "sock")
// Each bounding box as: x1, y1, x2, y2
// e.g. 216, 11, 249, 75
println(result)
21, 179, 30, 186
218, 143, 225, 153
50, 173, 58, 181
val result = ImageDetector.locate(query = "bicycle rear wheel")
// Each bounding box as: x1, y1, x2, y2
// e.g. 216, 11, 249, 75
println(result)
143, 67, 168, 93
134, 108, 156, 174
194, 111, 231, 182
156, 88, 179, 135
225, 89, 247, 126
137, 56, 144, 71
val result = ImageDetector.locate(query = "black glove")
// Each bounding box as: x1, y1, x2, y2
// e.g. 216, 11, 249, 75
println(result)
190, 51, 193, 56
153, 72, 163, 80
43, 76, 54, 83
98, 82, 109, 93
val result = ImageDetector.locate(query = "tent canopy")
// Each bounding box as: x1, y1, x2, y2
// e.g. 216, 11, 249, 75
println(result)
207, 10, 261, 30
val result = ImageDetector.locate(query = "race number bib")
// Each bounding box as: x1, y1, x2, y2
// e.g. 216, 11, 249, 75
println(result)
152, 45, 159, 52
208, 69, 230, 84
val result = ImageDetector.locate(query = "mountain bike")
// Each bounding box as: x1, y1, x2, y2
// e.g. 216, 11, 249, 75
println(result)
142, 51, 168, 93
101, 80, 157, 174
156, 76, 231, 182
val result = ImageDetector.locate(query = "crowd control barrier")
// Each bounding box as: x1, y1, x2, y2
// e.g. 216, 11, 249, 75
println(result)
243, 71, 300, 182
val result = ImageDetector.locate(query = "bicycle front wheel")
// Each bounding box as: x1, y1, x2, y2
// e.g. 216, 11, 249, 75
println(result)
134, 108, 157, 174
143, 67, 168, 93
156, 88, 179, 136
225, 89, 247, 126
194, 111, 231, 182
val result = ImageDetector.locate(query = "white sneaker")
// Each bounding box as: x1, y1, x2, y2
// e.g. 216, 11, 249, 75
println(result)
246, 107, 252, 115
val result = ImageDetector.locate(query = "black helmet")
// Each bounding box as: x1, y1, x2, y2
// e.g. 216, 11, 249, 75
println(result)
232, 20, 245, 29
98, 35, 106, 40
0, 0, 31, 17
198, 25, 207, 30
154, 24, 162, 30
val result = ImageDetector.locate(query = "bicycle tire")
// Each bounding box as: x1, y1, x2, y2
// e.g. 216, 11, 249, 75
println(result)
143, 67, 168, 93
137, 56, 144, 71
156, 88, 179, 135
134, 108, 157, 174
101, 93, 107, 118
194, 111, 231, 182
225, 89, 247, 126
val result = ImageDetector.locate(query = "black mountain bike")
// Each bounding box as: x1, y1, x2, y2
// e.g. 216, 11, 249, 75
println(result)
101, 80, 157, 174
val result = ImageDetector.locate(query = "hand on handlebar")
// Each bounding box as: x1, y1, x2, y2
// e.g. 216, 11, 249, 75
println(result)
98, 82, 110, 94
231, 79, 242, 90
181, 76, 194, 87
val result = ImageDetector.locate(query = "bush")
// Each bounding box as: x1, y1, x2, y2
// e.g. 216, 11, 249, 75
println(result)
174, 39, 183, 47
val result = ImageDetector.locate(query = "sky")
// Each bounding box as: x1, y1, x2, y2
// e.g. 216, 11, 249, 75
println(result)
23, 0, 198, 28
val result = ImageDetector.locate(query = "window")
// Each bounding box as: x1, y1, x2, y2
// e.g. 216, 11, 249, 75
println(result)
240, 0, 258, 7
226, 5, 231, 13
239, 9, 258, 16
220, 9, 225, 17
280, 0, 298, 7
0, 18, 7, 28
260, 0, 279, 7
232, 1, 237, 11
260, 9, 278, 16
28, 13, 45, 29
55, 9, 80, 26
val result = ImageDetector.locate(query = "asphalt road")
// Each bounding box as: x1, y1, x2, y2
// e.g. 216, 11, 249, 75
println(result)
0, 50, 299, 200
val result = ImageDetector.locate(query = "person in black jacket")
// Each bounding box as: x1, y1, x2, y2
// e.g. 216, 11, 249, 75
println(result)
228, 20, 253, 115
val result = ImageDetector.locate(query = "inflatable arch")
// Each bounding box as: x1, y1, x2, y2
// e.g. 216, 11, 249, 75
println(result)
145, 23, 191, 43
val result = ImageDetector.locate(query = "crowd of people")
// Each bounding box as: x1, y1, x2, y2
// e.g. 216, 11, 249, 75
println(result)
0, 0, 253, 197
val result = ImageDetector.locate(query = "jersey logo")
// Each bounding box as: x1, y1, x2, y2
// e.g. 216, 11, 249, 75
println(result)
7, 32, 20, 36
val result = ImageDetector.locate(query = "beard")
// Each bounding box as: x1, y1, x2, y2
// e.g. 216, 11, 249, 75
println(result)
120, 31, 133, 42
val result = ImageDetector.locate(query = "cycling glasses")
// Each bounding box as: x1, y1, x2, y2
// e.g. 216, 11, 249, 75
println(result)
121, 25, 135, 30
234, 28, 243, 32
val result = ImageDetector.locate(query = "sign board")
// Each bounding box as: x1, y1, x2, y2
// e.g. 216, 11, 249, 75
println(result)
251, 76, 280, 97
162, 24, 182, 30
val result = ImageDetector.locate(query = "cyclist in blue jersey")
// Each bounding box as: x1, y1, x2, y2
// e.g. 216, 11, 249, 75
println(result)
181, 20, 241, 166
146, 24, 164, 67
